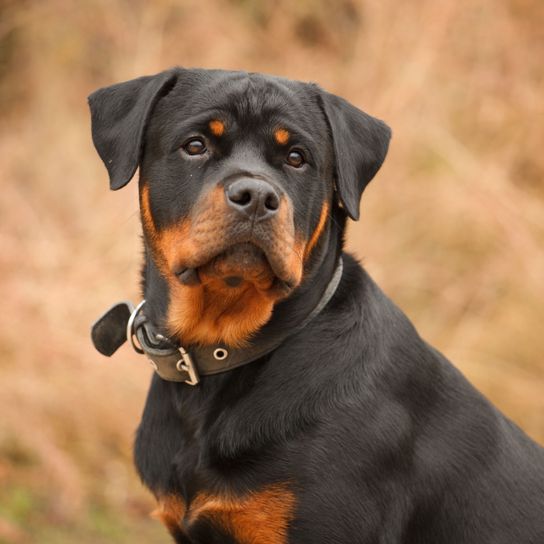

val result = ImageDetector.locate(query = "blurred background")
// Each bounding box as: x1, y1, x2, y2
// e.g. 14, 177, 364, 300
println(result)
0, 0, 543, 542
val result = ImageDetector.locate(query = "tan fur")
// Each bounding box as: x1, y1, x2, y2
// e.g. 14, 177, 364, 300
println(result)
274, 128, 290, 145
152, 495, 186, 535
209, 119, 225, 136
154, 485, 295, 542
167, 275, 276, 348
189, 484, 296, 544
304, 201, 329, 260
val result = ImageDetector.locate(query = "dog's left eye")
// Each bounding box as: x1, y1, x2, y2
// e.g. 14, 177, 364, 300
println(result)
183, 139, 207, 155
286, 149, 305, 168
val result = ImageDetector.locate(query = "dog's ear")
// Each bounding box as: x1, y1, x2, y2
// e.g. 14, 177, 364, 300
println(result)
318, 89, 391, 220
88, 69, 179, 190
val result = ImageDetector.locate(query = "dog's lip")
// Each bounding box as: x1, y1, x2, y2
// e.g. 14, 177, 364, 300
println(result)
174, 240, 295, 289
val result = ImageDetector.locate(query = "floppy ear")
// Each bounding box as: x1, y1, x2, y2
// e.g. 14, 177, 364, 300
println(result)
318, 89, 391, 220
88, 69, 179, 190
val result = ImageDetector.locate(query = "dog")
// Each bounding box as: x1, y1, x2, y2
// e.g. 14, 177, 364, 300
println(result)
89, 68, 544, 543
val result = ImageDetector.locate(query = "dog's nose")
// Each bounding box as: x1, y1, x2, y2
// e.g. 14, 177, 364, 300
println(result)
225, 179, 280, 221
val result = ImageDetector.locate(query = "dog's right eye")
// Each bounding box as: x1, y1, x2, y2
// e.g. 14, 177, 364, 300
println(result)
183, 139, 207, 156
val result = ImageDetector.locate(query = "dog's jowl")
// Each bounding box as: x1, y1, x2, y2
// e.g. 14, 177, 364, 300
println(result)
89, 68, 544, 543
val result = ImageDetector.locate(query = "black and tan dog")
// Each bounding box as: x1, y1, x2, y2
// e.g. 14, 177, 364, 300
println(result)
89, 68, 544, 543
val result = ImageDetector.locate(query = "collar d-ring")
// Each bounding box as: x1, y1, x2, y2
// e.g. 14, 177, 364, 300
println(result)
126, 299, 146, 354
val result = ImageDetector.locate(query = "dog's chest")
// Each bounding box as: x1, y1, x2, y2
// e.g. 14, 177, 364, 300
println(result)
137, 381, 298, 543
154, 483, 296, 543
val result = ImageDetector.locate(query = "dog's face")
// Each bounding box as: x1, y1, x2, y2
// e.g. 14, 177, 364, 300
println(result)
89, 68, 390, 347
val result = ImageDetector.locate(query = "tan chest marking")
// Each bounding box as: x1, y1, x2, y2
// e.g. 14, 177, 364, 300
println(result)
152, 494, 186, 535
154, 484, 296, 544
189, 484, 296, 544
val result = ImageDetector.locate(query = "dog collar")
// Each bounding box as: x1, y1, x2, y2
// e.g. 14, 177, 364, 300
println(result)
91, 258, 343, 385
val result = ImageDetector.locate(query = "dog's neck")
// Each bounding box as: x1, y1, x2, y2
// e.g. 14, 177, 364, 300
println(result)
141, 207, 345, 350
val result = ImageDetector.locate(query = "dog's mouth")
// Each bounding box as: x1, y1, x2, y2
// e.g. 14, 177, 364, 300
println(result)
174, 242, 296, 296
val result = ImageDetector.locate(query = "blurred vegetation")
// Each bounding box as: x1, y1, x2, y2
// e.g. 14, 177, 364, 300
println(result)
0, 0, 543, 542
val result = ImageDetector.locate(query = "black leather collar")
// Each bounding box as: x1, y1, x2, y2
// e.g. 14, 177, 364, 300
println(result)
91, 258, 343, 385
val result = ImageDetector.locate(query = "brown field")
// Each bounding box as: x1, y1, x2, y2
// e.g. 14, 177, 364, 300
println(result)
0, 0, 543, 542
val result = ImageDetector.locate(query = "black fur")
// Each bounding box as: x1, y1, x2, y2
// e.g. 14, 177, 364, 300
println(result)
318, 88, 391, 220
89, 70, 178, 189
89, 68, 544, 543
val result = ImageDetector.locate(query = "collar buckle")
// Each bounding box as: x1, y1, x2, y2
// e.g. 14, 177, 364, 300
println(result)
175, 347, 200, 386
127, 300, 200, 386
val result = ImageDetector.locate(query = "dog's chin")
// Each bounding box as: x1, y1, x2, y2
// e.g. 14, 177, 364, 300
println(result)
176, 243, 294, 297
200, 243, 275, 288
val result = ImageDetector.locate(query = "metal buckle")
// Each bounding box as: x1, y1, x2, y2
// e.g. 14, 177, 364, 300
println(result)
126, 300, 146, 354
176, 346, 200, 386
127, 299, 200, 386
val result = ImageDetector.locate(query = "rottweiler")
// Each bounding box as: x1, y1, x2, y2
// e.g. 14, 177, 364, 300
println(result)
89, 68, 544, 543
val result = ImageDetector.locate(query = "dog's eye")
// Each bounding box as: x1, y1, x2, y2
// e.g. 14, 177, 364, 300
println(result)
286, 149, 305, 168
183, 139, 207, 156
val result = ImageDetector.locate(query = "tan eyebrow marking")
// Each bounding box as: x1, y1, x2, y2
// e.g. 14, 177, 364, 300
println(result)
209, 119, 225, 137
274, 128, 290, 145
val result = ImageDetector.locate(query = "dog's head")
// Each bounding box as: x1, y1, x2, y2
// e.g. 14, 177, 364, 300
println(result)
89, 68, 390, 347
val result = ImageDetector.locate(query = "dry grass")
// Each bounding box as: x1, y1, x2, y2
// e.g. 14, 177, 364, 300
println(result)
0, 0, 543, 541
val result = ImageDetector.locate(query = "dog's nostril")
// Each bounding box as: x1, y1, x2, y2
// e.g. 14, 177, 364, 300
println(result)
264, 192, 279, 211
233, 190, 252, 206
227, 186, 253, 207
